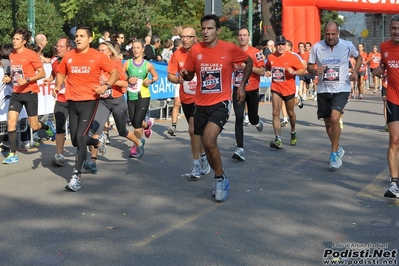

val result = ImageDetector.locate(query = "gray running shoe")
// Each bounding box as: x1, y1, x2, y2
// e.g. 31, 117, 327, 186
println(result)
65, 172, 81, 192
232, 147, 245, 161
256, 119, 263, 132
190, 163, 201, 179
384, 182, 399, 198
298, 97, 304, 109
135, 142, 145, 158
52, 154, 65, 167
168, 126, 176, 136
97, 133, 107, 155
83, 160, 98, 173
281, 120, 289, 127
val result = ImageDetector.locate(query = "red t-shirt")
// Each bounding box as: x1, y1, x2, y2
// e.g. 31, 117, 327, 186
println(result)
10, 48, 43, 93
233, 46, 265, 91
184, 40, 249, 106
368, 52, 381, 69
168, 48, 196, 104
266, 51, 305, 96
380, 40, 399, 105
57, 48, 116, 101
298, 51, 310, 62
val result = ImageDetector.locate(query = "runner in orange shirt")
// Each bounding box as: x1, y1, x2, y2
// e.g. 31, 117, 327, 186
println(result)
2, 28, 55, 164
373, 14, 399, 198
53, 25, 119, 192
167, 27, 210, 179
368, 45, 382, 93
181, 14, 253, 202
357, 43, 368, 99
266, 35, 306, 149
232, 27, 265, 161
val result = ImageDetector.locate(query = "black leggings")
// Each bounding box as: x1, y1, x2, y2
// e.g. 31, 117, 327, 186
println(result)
68, 100, 99, 174
232, 88, 260, 148
127, 97, 150, 128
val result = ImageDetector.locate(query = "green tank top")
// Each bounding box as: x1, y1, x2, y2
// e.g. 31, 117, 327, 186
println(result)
126, 59, 151, 100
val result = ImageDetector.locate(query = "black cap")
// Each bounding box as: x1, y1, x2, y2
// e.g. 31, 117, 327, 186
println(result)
275, 35, 287, 45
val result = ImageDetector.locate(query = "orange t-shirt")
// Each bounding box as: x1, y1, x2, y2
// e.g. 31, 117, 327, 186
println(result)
184, 40, 249, 106
266, 51, 305, 96
368, 52, 381, 69
10, 48, 43, 93
100, 60, 126, 99
359, 51, 368, 72
298, 51, 310, 62
168, 47, 196, 104
233, 46, 265, 91
380, 40, 399, 105
57, 48, 116, 101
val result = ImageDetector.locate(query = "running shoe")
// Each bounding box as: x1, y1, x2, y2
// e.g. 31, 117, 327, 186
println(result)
329, 152, 342, 170
215, 175, 230, 202
65, 171, 81, 192
298, 97, 304, 109
167, 126, 176, 136
2, 152, 18, 164
290, 132, 298, 146
134, 142, 145, 158
201, 158, 210, 175
281, 120, 289, 127
339, 119, 344, 129
270, 137, 283, 149
96, 133, 107, 155
244, 114, 249, 125
338, 146, 345, 159
190, 163, 201, 179
45, 121, 56, 140
129, 146, 137, 158
83, 160, 97, 173
232, 147, 245, 161
384, 182, 399, 198
105, 133, 110, 145
385, 124, 388, 132
256, 119, 264, 132
144, 120, 153, 138
359, 94, 364, 99
52, 154, 65, 167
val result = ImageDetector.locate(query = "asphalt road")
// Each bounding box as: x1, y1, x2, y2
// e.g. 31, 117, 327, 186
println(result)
1, 89, 398, 266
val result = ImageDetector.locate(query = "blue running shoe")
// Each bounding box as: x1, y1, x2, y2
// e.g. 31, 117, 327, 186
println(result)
3, 152, 18, 164
215, 174, 230, 202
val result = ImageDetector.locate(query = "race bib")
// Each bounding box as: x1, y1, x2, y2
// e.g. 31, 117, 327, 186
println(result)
11, 67, 24, 86
183, 75, 197, 95
271, 67, 286, 82
323, 66, 339, 83
200, 70, 222, 94
127, 79, 143, 93
233, 70, 244, 87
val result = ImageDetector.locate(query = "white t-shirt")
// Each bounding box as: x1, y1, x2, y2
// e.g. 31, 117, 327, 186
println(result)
308, 39, 358, 93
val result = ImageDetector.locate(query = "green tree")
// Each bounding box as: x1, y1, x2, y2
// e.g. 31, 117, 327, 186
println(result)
321, 10, 345, 38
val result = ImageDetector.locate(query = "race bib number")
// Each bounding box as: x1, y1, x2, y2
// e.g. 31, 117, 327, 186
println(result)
271, 67, 286, 82
255, 51, 264, 62
183, 75, 197, 95
127, 79, 143, 93
323, 66, 339, 83
233, 70, 244, 87
11, 67, 24, 86
200, 70, 222, 94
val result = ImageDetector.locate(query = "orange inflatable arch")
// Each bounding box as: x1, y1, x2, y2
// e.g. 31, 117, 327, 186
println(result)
282, 0, 399, 49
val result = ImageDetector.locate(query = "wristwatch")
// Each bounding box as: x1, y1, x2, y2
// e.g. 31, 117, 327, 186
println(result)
105, 83, 112, 90
25, 77, 31, 82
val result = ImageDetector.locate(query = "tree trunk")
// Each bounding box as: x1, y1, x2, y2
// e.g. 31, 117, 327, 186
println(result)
261, 0, 276, 43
